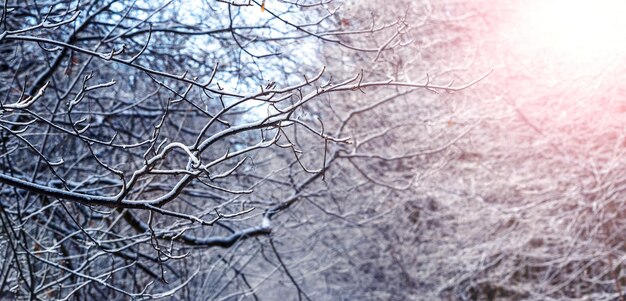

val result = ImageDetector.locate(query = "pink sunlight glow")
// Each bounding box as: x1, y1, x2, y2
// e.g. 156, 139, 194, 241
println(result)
492, 0, 626, 136
507, 0, 626, 69
498, 0, 626, 90
526, 0, 626, 58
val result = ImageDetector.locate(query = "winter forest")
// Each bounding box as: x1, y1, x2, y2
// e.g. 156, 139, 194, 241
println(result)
1, 0, 626, 300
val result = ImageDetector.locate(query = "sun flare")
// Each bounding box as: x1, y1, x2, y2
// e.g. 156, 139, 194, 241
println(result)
515, 0, 626, 62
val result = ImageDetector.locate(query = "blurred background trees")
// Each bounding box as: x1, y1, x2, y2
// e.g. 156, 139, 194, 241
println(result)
3, 0, 626, 300
325, 1, 626, 300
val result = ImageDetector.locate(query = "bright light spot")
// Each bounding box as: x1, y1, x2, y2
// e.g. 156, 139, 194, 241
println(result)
513, 0, 626, 63
493, 0, 626, 130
